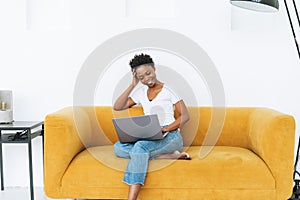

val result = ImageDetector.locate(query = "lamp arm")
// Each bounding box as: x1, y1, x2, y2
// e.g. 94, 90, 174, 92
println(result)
284, 0, 300, 180
282, 2, 300, 199
292, 0, 300, 27
284, 0, 300, 60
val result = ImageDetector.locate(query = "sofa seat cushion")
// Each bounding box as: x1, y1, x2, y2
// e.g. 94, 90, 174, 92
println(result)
61, 145, 275, 190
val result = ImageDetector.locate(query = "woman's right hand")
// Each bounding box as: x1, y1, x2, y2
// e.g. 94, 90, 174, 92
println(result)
132, 71, 139, 87
113, 70, 138, 111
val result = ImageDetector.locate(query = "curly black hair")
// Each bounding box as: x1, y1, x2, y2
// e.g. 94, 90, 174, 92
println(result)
129, 53, 154, 71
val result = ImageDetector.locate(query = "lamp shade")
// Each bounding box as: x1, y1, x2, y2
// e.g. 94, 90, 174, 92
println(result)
230, 0, 279, 12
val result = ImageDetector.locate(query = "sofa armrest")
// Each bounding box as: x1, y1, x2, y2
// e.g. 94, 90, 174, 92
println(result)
44, 106, 86, 195
248, 108, 295, 199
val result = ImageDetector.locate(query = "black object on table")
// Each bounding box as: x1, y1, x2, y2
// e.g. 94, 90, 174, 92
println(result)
0, 121, 44, 200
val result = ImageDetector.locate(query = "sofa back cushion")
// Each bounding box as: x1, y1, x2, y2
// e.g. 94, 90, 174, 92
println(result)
75, 106, 253, 148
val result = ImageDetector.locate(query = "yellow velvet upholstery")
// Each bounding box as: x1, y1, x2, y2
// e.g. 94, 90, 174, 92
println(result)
44, 106, 295, 200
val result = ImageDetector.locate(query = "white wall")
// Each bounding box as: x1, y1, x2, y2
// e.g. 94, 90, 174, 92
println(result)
0, 0, 299, 187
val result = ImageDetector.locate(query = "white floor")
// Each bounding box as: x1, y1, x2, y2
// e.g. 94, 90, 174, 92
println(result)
0, 187, 51, 200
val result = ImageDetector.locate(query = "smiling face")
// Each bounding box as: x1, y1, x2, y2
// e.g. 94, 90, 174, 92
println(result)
134, 64, 158, 88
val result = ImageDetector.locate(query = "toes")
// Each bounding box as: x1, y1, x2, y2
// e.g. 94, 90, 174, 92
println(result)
172, 151, 192, 160
179, 152, 192, 160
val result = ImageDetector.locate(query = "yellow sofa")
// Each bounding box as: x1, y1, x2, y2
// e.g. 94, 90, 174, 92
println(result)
44, 106, 295, 200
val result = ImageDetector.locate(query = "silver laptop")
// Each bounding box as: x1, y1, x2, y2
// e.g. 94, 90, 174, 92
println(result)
112, 114, 169, 143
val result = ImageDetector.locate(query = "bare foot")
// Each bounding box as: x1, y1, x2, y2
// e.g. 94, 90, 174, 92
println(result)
156, 150, 191, 160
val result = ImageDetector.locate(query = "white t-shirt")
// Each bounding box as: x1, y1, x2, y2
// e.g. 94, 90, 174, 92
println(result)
130, 84, 181, 126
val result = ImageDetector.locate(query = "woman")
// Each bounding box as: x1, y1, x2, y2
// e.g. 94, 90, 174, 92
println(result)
113, 53, 190, 200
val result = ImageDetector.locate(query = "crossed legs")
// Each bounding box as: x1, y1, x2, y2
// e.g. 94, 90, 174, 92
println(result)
114, 130, 190, 200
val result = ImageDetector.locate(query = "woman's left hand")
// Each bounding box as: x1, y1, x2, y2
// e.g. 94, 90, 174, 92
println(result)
161, 127, 168, 133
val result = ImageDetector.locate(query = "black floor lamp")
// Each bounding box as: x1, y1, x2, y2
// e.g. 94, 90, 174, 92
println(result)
230, 0, 300, 199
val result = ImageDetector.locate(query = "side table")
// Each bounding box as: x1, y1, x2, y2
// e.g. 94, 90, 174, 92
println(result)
0, 121, 44, 200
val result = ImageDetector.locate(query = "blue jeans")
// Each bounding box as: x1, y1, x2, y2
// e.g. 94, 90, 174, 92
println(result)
114, 129, 183, 185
